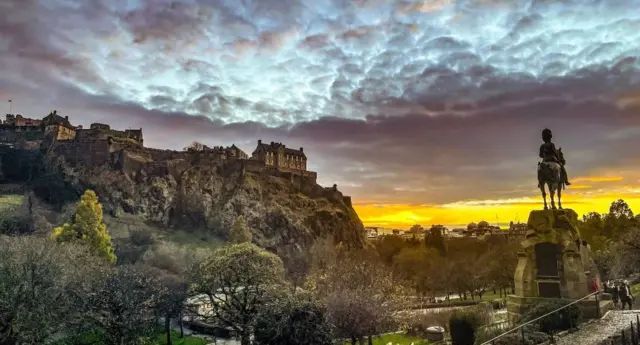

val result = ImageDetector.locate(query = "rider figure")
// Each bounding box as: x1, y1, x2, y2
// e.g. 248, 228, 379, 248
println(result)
539, 128, 571, 186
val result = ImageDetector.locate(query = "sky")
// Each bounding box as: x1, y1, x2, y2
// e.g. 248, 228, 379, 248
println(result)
2, 0, 640, 229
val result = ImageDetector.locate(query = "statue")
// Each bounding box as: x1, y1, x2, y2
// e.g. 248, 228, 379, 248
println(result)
537, 128, 571, 210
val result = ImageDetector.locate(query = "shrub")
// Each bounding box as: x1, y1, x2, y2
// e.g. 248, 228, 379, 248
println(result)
521, 299, 582, 334
448, 306, 494, 345
449, 314, 477, 345
130, 229, 154, 247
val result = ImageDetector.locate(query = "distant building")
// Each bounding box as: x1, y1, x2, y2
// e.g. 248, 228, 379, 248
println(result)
364, 227, 380, 239
252, 140, 307, 171
5, 114, 41, 127
42, 110, 76, 141
225, 144, 248, 159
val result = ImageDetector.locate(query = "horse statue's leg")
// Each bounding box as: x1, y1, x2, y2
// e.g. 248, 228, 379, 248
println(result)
557, 182, 563, 209
550, 186, 557, 210
540, 183, 548, 210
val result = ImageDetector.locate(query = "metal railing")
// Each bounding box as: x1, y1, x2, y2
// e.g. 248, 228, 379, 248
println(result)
480, 291, 601, 345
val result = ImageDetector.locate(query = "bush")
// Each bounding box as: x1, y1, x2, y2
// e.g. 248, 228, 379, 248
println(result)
449, 314, 477, 345
448, 306, 494, 345
521, 299, 582, 334
130, 230, 154, 247
0, 195, 33, 235
254, 294, 333, 345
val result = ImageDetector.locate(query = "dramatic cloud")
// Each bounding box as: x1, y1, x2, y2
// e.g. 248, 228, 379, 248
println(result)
2, 0, 640, 227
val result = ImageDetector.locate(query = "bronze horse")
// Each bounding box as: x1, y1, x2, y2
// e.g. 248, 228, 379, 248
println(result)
538, 148, 566, 210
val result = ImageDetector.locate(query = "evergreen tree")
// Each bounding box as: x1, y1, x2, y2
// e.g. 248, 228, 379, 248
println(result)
51, 189, 116, 263
229, 215, 252, 244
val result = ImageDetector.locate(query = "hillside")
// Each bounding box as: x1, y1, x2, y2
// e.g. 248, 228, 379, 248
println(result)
0, 147, 366, 251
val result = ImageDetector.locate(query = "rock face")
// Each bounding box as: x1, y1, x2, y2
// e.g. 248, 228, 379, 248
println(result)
56, 152, 366, 250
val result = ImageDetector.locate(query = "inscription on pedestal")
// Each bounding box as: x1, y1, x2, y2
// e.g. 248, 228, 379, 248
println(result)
535, 243, 560, 278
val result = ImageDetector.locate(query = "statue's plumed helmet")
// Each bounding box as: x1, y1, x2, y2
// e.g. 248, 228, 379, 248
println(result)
542, 128, 552, 141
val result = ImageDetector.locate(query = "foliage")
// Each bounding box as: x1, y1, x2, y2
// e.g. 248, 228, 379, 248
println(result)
131, 229, 155, 247
254, 293, 334, 345
0, 194, 33, 235
448, 305, 494, 345
192, 243, 285, 345
80, 264, 165, 345
51, 190, 116, 263
0, 149, 81, 207
308, 247, 403, 344
184, 141, 205, 152
521, 299, 582, 334
0, 236, 95, 344
449, 314, 477, 345
279, 244, 312, 292
229, 215, 252, 244
425, 225, 447, 255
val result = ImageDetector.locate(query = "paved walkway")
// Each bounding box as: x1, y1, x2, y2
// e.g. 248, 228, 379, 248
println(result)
554, 310, 640, 345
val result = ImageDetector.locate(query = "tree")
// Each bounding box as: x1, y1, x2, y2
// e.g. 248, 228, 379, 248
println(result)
409, 224, 423, 234
254, 293, 333, 345
51, 189, 116, 263
184, 141, 205, 152
192, 243, 285, 345
374, 234, 406, 265
143, 242, 209, 339
609, 199, 634, 219
309, 249, 402, 345
0, 236, 94, 345
229, 216, 252, 244
280, 245, 312, 293
425, 225, 447, 256
81, 265, 164, 345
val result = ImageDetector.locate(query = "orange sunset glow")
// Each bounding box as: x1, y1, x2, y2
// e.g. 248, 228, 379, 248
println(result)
353, 174, 640, 229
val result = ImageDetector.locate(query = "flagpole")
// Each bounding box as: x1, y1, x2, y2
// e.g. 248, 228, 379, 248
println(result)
8, 100, 12, 114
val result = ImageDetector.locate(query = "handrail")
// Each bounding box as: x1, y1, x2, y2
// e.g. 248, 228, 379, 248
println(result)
480, 291, 601, 344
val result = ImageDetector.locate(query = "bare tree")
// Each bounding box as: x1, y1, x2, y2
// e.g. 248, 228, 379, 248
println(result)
0, 236, 96, 345
81, 265, 165, 345
308, 248, 403, 345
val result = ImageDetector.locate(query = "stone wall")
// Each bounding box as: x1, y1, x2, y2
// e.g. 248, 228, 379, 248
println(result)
52, 139, 111, 167
0, 126, 45, 143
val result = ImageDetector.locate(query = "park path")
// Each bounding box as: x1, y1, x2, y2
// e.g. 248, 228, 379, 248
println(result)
554, 310, 640, 345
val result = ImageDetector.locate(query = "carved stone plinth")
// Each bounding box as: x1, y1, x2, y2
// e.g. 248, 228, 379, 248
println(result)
508, 209, 609, 320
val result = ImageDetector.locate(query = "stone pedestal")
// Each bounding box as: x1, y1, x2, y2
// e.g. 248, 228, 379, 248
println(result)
509, 209, 592, 320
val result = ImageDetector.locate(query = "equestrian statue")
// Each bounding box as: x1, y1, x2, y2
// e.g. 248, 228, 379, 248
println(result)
538, 128, 571, 210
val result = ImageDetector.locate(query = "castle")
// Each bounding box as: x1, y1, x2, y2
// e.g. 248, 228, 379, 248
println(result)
0, 111, 317, 181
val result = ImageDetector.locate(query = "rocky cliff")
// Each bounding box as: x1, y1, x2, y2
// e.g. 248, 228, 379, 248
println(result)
52, 151, 366, 250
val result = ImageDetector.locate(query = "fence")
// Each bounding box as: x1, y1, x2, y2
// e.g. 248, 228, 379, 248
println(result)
480, 291, 601, 345
608, 314, 640, 345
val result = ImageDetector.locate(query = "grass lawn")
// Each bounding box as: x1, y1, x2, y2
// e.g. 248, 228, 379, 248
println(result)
0, 194, 23, 211
632, 283, 640, 296
153, 331, 208, 345
345, 333, 429, 345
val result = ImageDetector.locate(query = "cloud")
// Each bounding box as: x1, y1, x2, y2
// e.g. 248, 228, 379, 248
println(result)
2, 0, 640, 227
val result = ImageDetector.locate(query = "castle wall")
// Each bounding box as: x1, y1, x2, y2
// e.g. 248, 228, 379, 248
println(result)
52, 139, 111, 167
0, 126, 45, 143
